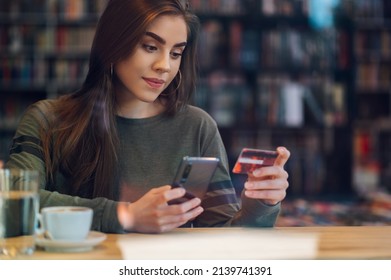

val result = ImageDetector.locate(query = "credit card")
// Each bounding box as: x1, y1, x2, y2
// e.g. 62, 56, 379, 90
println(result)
232, 148, 278, 174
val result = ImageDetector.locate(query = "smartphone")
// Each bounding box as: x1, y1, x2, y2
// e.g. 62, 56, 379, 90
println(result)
168, 156, 220, 204
232, 148, 278, 174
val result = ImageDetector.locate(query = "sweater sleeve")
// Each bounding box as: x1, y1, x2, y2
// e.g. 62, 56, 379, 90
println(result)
236, 192, 280, 227
195, 180, 280, 227
4, 100, 125, 233
191, 109, 280, 227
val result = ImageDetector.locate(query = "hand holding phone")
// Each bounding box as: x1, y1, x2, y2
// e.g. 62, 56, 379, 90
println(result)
232, 148, 277, 174
168, 156, 219, 205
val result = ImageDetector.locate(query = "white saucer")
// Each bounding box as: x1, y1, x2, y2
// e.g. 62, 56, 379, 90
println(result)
36, 231, 107, 253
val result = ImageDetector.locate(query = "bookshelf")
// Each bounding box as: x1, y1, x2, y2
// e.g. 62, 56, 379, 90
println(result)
352, 0, 391, 195
0, 0, 107, 162
0, 0, 390, 202
191, 0, 353, 197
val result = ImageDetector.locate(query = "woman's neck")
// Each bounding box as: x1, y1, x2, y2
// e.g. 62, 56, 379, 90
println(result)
116, 99, 166, 119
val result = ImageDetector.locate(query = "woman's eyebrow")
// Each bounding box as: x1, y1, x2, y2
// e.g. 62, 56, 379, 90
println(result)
145, 31, 187, 48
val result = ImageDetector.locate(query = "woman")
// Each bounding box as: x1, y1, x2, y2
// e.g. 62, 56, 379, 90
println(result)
5, 0, 290, 233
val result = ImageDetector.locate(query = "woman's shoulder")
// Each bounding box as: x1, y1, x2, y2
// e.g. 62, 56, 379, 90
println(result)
28, 99, 57, 114
181, 105, 217, 125
22, 99, 59, 126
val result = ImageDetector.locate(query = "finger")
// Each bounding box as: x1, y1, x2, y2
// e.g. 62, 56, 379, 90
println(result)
250, 166, 288, 181
162, 187, 187, 202
166, 197, 202, 214
274, 146, 290, 167
160, 205, 204, 226
152, 185, 174, 194
144, 186, 185, 207
249, 165, 275, 179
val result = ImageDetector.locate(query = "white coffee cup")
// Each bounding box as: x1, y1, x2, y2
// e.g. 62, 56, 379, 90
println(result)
39, 206, 93, 241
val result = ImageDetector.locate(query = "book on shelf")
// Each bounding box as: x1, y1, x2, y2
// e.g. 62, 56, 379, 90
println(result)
260, 29, 337, 70
354, 29, 391, 58
354, 28, 391, 92
301, 134, 326, 195
197, 20, 224, 69
229, 21, 264, 70
57, 0, 86, 20
0, 0, 46, 16
337, 30, 350, 70
355, 61, 391, 92
239, 29, 259, 70
53, 59, 89, 86
193, 76, 210, 110
0, 55, 88, 88
353, 0, 385, 19
325, 83, 347, 126
353, 129, 381, 194
256, 75, 279, 126
55, 26, 95, 53
261, 0, 309, 17
189, 0, 244, 15
48, 0, 108, 19
0, 0, 108, 19
207, 71, 252, 127
256, 74, 346, 127
229, 20, 242, 68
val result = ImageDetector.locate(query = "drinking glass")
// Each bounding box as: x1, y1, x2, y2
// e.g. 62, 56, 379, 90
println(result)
0, 169, 39, 258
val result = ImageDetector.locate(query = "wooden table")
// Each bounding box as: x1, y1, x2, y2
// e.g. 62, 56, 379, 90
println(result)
279, 226, 391, 259
4, 226, 391, 260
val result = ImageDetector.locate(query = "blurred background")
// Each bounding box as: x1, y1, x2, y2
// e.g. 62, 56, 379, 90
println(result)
0, 0, 390, 226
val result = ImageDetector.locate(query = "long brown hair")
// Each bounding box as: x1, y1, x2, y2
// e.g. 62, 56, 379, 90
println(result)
42, 0, 200, 199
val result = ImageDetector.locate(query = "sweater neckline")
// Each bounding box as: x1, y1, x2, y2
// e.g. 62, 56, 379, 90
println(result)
115, 112, 167, 125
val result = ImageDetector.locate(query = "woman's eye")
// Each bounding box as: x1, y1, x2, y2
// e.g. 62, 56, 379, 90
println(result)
171, 51, 183, 59
142, 44, 157, 52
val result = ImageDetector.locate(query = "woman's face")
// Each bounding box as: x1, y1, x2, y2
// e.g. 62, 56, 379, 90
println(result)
114, 15, 188, 105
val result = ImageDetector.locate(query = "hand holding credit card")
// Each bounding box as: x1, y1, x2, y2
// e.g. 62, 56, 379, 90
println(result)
232, 148, 278, 174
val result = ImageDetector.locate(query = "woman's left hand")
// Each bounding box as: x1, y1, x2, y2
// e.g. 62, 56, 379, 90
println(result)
244, 146, 290, 206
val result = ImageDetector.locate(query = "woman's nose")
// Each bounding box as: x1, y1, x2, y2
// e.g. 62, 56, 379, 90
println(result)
153, 53, 171, 73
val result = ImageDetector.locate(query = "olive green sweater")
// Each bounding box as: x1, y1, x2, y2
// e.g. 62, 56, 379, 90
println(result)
5, 99, 280, 233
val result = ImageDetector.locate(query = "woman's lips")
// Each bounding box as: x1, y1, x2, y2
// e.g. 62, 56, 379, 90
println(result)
143, 77, 165, 89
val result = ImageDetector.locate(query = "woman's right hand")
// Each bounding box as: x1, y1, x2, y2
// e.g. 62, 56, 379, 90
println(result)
117, 185, 203, 233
